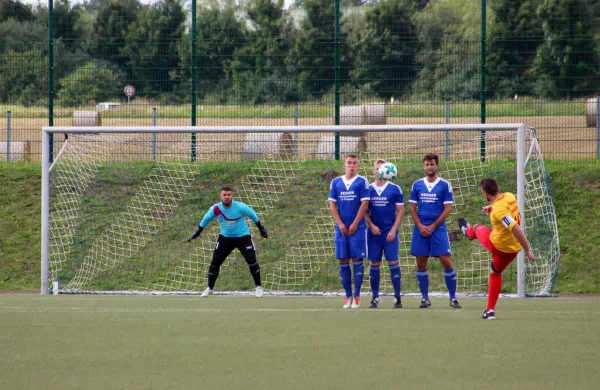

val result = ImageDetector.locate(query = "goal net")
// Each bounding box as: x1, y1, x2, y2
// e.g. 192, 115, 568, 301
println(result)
41, 124, 559, 297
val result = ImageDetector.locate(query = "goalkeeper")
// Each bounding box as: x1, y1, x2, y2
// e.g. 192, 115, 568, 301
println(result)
458, 178, 535, 320
187, 186, 268, 298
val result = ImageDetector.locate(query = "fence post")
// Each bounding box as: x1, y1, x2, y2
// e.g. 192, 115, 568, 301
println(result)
48, 0, 54, 162
152, 108, 157, 162
6, 111, 11, 162
445, 102, 450, 160
596, 96, 599, 160
294, 103, 299, 157
333, 0, 340, 160
190, 0, 197, 162
479, 0, 487, 162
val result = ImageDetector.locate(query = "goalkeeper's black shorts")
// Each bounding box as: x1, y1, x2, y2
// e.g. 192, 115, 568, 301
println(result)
211, 234, 256, 266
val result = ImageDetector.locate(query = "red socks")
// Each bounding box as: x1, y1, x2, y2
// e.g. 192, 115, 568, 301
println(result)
466, 225, 477, 240
487, 272, 502, 311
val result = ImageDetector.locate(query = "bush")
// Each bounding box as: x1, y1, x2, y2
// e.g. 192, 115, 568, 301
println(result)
58, 60, 124, 106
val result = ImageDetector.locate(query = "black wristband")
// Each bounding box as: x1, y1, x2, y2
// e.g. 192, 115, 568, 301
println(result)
255, 221, 264, 230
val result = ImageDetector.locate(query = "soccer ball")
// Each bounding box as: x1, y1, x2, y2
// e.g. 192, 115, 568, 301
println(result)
378, 162, 397, 181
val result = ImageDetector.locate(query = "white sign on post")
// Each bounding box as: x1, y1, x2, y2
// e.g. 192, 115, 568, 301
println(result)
124, 84, 136, 103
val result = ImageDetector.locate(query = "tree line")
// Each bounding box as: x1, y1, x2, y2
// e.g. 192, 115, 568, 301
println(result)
1, 0, 600, 106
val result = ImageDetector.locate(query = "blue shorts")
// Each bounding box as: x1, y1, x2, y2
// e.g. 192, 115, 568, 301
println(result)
335, 226, 367, 259
367, 231, 399, 262
410, 225, 452, 257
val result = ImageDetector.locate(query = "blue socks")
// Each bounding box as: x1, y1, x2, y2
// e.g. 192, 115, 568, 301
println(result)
353, 261, 364, 298
339, 263, 352, 298
389, 263, 402, 297
369, 265, 380, 298
417, 270, 429, 299
444, 268, 458, 300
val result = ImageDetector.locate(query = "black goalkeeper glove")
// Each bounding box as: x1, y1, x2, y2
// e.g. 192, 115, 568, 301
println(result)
187, 226, 204, 242
256, 221, 268, 239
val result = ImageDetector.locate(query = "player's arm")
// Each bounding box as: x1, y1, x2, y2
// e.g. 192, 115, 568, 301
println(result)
348, 200, 369, 235
241, 204, 268, 239
509, 223, 535, 260
386, 204, 404, 242
187, 206, 215, 242
365, 212, 381, 235
409, 202, 429, 237
430, 203, 452, 230
328, 200, 347, 235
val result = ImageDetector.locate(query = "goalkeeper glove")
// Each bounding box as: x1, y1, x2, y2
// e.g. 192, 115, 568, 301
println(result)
255, 221, 268, 239
187, 226, 204, 242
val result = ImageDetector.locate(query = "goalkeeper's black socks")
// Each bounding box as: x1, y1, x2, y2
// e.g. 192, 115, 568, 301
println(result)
208, 265, 219, 289
248, 262, 261, 286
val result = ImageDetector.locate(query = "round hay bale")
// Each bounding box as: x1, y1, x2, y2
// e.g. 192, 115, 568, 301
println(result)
586, 98, 599, 128
73, 111, 101, 127
362, 103, 386, 125
313, 136, 367, 160
243, 132, 294, 160
0, 140, 31, 162
340, 105, 365, 137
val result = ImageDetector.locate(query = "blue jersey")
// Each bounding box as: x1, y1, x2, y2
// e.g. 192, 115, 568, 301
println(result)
199, 200, 259, 238
368, 181, 404, 233
409, 177, 454, 227
328, 175, 370, 227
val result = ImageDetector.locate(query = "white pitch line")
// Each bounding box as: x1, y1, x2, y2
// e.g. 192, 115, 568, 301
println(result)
1, 306, 599, 314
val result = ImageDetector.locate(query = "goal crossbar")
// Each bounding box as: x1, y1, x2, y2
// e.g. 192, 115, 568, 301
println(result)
43, 124, 525, 134
41, 124, 529, 297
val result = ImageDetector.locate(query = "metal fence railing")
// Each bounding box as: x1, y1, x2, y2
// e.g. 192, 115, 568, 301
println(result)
1, 0, 600, 161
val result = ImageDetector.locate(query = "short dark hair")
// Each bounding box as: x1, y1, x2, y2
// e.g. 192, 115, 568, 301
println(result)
480, 178, 499, 195
423, 153, 439, 165
220, 186, 233, 192
345, 153, 358, 160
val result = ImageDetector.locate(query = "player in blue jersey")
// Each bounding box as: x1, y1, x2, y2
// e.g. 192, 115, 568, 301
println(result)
409, 153, 461, 309
187, 187, 269, 298
328, 154, 370, 309
366, 159, 405, 309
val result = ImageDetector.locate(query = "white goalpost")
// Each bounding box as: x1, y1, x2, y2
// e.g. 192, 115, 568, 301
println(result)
40, 124, 559, 297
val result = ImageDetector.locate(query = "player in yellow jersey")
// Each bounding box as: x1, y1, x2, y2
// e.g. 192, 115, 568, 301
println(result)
457, 178, 535, 320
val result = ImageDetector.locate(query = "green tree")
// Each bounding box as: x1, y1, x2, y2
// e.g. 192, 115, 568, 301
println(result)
0, 47, 47, 105
350, 0, 418, 99
486, 0, 544, 97
121, 0, 186, 94
229, 0, 298, 104
412, 0, 494, 100
287, 0, 336, 99
90, 0, 141, 69
0, 18, 46, 56
532, 0, 600, 99
0, 0, 35, 22
58, 59, 125, 106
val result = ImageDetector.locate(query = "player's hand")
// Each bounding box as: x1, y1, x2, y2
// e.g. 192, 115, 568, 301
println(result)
338, 223, 348, 236
369, 225, 381, 235
187, 227, 203, 242
258, 225, 268, 239
418, 224, 431, 237
526, 250, 535, 261
386, 229, 396, 243
347, 223, 358, 236
481, 205, 493, 213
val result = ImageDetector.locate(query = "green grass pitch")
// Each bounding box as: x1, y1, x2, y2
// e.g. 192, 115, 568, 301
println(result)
1, 295, 599, 390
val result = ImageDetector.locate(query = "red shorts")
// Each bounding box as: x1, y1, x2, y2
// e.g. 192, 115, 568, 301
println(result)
467, 225, 518, 273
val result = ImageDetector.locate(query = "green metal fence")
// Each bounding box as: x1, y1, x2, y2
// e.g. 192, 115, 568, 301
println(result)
1, 0, 600, 161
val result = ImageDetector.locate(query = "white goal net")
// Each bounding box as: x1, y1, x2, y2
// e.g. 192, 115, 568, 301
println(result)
41, 124, 559, 296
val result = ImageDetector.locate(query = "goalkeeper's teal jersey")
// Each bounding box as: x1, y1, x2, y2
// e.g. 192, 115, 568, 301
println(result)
199, 200, 259, 237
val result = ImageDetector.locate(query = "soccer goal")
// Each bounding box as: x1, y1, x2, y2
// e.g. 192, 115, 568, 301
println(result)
41, 124, 559, 297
